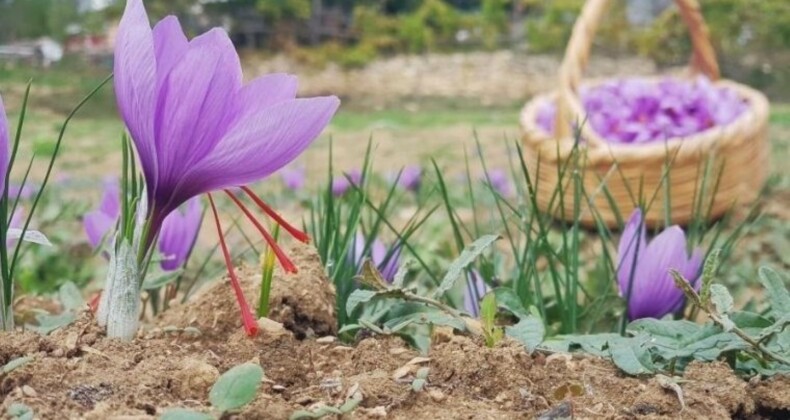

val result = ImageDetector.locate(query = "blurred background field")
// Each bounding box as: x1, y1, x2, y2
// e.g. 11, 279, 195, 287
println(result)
0, 0, 788, 316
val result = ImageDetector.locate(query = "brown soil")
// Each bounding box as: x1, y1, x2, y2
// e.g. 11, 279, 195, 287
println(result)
1, 244, 788, 419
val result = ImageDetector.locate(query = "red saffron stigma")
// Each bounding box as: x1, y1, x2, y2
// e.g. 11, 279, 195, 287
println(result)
208, 193, 259, 337
224, 190, 298, 274
240, 186, 310, 243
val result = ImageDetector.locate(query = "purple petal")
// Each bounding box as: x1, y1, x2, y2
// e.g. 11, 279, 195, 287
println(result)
158, 197, 203, 271
629, 226, 694, 319
236, 73, 298, 119
84, 210, 116, 249
99, 178, 121, 218
617, 209, 648, 298
398, 165, 422, 192
153, 28, 242, 200
114, 0, 158, 195
378, 243, 401, 283
463, 270, 490, 317
172, 97, 339, 207
152, 16, 188, 84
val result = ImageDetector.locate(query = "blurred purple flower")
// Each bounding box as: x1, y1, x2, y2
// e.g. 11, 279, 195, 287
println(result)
84, 180, 203, 271
483, 169, 513, 198
83, 179, 121, 249
536, 76, 748, 143
351, 232, 401, 283
280, 165, 306, 191
6, 183, 38, 201
332, 169, 362, 197
617, 209, 703, 320
463, 270, 490, 318
158, 197, 203, 271
398, 165, 422, 192
114, 0, 339, 336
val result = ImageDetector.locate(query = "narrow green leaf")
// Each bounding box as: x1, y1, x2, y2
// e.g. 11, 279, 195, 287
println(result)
505, 315, 545, 354
160, 409, 213, 420
433, 234, 500, 299
209, 363, 264, 412
480, 293, 497, 327
758, 267, 790, 316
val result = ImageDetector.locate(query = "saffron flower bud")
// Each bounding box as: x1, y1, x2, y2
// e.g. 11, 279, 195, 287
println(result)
352, 232, 401, 283
463, 270, 490, 318
617, 209, 703, 320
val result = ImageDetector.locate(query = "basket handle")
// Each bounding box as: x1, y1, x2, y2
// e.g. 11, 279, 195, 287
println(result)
554, 0, 721, 140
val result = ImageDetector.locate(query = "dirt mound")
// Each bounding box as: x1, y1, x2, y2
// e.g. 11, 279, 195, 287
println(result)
0, 244, 788, 419
157, 242, 337, 340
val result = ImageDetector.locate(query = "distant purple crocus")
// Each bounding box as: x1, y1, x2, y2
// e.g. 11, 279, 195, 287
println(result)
280, 165, 306, 191
83, 179, 121, 249
113, 0, 339, 336
483, 169, 513, 198
536, 76, 747, 143
84, 180, 203, 271
158, 197, 202, 271
332, 169, 362, 197
617, 209, 703, 320
463, 270, 490, 318
398, 165, 422, 192
352, 232, 401, 283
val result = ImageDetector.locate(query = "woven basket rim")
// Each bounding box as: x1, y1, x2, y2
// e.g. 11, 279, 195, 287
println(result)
519, 77, 770, 165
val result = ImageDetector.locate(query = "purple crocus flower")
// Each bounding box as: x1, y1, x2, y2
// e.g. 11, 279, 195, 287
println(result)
332, 169, 362, 197
352, 232, 401, 283
483, 169, 513, 198
158, 197, 202, 271
463, 270, 490, 318
617, 209, 703, 320
112, 0, 339, 336
398, 165, 422, 192
279, 165, 306, 191
84, 180, 202, 271
83, 179, 121, 249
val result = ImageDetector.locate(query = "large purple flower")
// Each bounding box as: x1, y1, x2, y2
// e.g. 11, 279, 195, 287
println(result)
113, 0, 339, 336
617, 209, 703, 320
352, 232, 401, 283
114, 0, 338, 237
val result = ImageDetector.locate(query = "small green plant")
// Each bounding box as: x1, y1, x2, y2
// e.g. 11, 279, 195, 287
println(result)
161, 362, 264, 420
480, 292, 504, 347
289, 390, 363, 420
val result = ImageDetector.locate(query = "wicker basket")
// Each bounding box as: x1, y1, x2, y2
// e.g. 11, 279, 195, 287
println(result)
519, 0, 770, 228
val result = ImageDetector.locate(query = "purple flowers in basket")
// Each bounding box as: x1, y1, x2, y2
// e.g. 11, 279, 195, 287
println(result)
536, 76, 748, 143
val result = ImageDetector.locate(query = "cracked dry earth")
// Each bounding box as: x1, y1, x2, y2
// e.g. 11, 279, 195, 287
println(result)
1, 243, 788, 419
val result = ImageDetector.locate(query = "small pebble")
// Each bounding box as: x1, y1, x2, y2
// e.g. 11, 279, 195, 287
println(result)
272, 385, 286, 392
363, 406, 388, 417
316, 336, 335, 344
21, 385, 37, 397
427, 389, 446, 402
